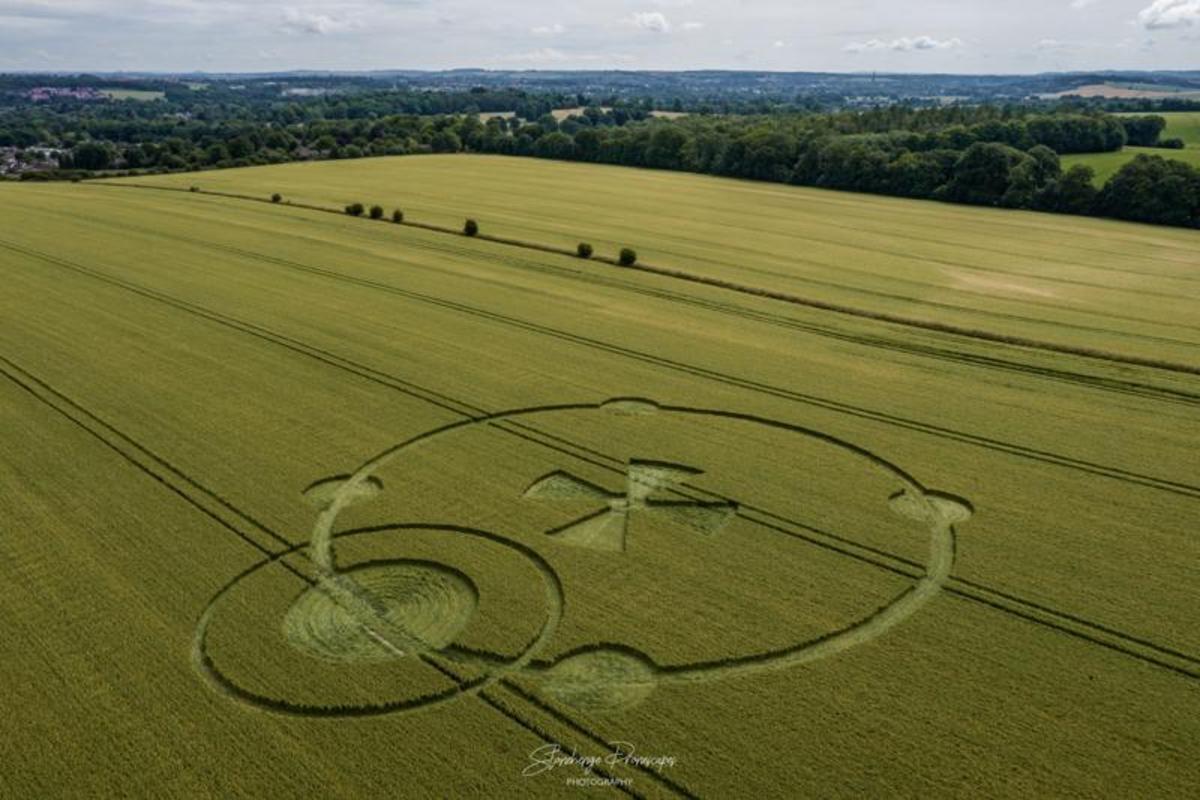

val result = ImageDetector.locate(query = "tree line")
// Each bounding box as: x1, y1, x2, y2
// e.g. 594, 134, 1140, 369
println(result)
5, 85, 1196, 228
462, 110, 1196, 228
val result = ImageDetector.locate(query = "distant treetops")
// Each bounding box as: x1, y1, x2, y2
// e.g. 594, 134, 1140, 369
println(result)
33, 101, 1200, 229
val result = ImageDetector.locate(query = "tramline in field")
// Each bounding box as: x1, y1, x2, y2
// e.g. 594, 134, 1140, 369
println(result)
0, 156, 1196, 798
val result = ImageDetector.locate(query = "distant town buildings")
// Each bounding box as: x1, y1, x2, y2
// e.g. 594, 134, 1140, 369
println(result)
282, 87, 332, 97
26, 87, 105, 102
0, 146, 64, 176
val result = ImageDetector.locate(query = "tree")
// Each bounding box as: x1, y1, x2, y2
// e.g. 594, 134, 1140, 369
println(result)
619, 248, 637, 266
271, 193, 283, 203
577, 242, 594, 259
1096, 155, 1200, 228
464, 218, 479, 236
345, 203, 365, 216
682, 132, 730, 173
392, 209, 404, 223
574, 128, 602, 161
813, 139, 890, 192
205, 143, 229, 165
886, 149, 958, 198
227, 136, 253, 159
1026, 145, 1061, 185
645, 125, 689, 170
722, 129, 796, 181
431, 130, 462, 153
940, 142, 1030, 206
72, 141, 115, 171
535, 132, 576, 160
1001, 158, 1042, 208
369, 205, 384, 219
1120, 115, 1167, 147
1035, 164, 1098, 215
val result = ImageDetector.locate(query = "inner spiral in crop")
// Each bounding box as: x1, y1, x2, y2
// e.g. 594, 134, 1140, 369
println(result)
283, 562, 479, 663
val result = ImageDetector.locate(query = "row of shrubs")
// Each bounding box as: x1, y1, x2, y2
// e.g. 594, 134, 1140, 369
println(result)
336, 198, 639, 265
184, 187, 641, 265
343, 202, 406, 223
582, 243, 638, 266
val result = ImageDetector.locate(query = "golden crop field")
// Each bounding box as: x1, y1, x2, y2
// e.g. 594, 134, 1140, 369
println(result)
135, 154, 1200, 366
1, 156, 1197, 798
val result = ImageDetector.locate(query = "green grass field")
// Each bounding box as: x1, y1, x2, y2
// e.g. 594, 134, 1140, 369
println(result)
0, 157, 1197, 797
100, 88, 166, 102
1064, 112, 1200, 183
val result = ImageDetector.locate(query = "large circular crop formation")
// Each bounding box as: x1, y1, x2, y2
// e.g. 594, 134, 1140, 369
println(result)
194, 398, 972, 717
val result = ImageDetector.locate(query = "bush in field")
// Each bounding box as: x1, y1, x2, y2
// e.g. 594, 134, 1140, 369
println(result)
619, 248, 638, 266
392, 209, 404, 223
345, 203, 365, 217
369, 205, 384, 219
271, 193, 282, 203
189, 186, 199, 192
576, 242, 594, 259
464, 218, 479, 236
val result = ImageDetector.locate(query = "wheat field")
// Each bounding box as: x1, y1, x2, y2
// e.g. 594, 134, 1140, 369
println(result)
0, 157, 1197, 797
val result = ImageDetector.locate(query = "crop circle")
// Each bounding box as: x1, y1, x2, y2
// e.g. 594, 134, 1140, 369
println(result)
196, 398, 970, 716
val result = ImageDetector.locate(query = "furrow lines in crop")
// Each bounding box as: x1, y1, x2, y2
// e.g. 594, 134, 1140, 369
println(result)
3, 238, 1196, 677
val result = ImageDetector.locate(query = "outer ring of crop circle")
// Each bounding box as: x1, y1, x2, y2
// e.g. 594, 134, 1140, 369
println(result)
193, 523, 565, 718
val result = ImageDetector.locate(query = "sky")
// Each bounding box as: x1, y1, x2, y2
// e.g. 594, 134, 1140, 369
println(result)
0, 0, 1196, 74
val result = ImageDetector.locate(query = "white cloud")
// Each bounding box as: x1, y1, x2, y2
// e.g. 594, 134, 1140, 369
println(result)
0, 13, 62, 29
773, 40, 785, 48
625, 11, 671, 33
281, 8, 358, 35
845, 35, 964, 53
0, 1, 426, 33
496, 47, 636, 66
1137, 0, 1200, 29
0, 0, 1195, 74
0, 1, 106, 15
499, 47, 568, 63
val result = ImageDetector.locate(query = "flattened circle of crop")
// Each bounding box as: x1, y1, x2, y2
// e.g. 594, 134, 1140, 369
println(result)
541, 646, 658, 711
283, 561, 479, 663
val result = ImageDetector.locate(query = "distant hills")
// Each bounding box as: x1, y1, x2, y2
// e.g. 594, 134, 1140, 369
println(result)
6, 69, 1200, 103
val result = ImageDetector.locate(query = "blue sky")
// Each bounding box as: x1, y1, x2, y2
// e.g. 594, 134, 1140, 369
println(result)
0, 1, 1196, 73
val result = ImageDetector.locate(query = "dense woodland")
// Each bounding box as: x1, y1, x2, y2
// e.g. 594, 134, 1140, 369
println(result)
2, 79, 1197, 229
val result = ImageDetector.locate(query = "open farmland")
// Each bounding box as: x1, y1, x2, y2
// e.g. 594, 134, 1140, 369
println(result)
1063, 111, 1200, 183
135, 154, 1200, 366
99, 88, 167, 101
0, 158, 1198, 797
1051, 83, 1200, 100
